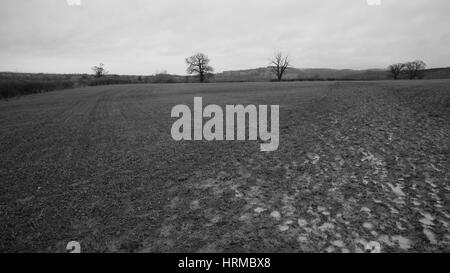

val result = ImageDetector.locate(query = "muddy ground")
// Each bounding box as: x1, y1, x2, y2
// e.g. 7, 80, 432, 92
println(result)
0, 80, 449, 252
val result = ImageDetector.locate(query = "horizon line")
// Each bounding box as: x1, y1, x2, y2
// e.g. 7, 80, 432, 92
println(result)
2, 65, 449, 77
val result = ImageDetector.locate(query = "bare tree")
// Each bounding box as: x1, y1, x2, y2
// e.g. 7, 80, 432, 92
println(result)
91, 63, 107, 78
270, 52, 290, 81
405, 60, 427, 80
388, 63, 406, 80
185, 53, 214, 83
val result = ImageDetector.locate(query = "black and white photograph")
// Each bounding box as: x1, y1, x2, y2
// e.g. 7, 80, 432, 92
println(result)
0, 0, 449, 259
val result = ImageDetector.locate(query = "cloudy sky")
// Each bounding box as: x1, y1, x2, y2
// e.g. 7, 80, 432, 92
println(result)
0, 0, 449, 75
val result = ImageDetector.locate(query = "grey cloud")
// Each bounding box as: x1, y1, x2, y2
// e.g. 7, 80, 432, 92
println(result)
0, 0, 449, 74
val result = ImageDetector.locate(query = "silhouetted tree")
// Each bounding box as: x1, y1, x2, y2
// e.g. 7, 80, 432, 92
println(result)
185, 53, 214, 83
405, 60, 427, 80
91, 63, 108, 78
270, 52, 290, 81
388, 63, 406, 80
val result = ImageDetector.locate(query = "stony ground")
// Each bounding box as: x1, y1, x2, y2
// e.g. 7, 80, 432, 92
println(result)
0, 80, 449, 253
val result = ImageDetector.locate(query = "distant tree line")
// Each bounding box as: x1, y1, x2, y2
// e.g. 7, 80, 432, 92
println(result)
388, 60, 427, 80
90, 55, 429, 84
1, 55, 433, 100
0, 77, 75, 99
90, 56, 432, 83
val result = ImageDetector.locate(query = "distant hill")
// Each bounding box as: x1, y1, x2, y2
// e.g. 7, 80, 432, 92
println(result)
1, 66, 450, 91
212, 67, 450, 82
420, 67, 450, 79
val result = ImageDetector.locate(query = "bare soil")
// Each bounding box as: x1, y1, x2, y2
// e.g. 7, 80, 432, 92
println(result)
0, 80, 449, 252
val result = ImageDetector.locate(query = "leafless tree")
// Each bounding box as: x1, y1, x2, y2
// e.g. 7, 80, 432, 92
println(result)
270, 52, 290, 81
91, 63, 107, 78
388, 63, 406, 80
405, 60, 427, 80
185, 53, 214, 83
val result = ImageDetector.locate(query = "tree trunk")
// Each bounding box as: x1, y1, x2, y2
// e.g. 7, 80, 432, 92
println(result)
277, 71, 282, 81
199, 72, 205, 83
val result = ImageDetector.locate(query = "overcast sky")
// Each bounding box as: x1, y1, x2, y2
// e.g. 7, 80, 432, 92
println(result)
0, 0, 449, 75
